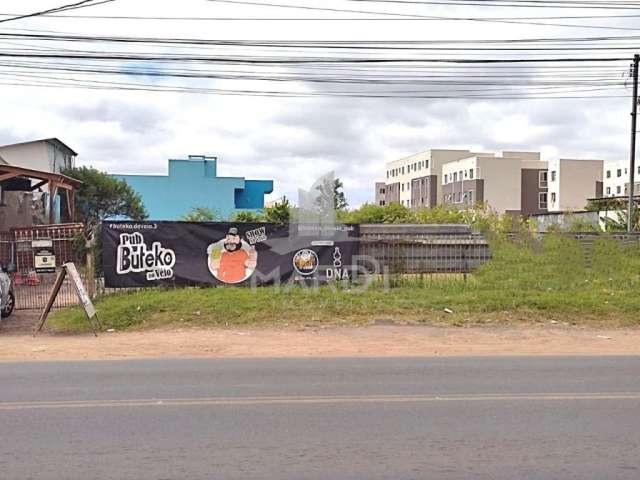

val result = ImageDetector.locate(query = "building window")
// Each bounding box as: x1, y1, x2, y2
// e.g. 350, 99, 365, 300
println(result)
606, 186, 611, 195
617, 185, 622, 194
468, 190, 474, 204
637, 166, 640, 175
402, 166, 405, 175
425, 160, 429, 169
539, 171, 548, 188
551, 170, 556, 182
453, 172, 458, 182
606, 170, 611, 178
469, 168, 474, 180
617, 169, 622, 177
538, 192, 548, 210
444, 174, 448, 183
551, 192, 557, 204
402, 183, 405, 192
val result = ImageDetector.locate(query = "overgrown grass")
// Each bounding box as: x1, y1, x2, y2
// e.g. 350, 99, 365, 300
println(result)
49, 235, 640, 332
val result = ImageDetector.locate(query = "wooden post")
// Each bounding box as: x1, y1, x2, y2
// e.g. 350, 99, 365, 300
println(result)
34, 267, 66, 336
86, 244, 96, 299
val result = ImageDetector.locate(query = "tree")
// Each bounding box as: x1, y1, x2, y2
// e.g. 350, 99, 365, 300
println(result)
182, 207, 219, 222
63, 166, 147, 238
333, 178, 348, 211
63, 166, 147, 294
264, 197, 291, 224
232, 210, 264, 223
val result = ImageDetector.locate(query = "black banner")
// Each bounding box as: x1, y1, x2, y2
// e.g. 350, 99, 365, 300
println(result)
102, 221, 360, 288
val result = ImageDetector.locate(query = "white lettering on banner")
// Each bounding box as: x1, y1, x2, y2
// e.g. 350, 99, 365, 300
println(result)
116, 232, 176, 281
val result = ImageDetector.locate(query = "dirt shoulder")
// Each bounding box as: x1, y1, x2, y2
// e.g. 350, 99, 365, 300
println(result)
1, 322, 640, 362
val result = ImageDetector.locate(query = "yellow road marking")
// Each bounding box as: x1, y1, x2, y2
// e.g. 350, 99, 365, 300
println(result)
1, 392, 640, 410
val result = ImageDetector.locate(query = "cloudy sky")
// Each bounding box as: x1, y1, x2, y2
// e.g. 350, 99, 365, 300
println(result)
0, 0, 637, 207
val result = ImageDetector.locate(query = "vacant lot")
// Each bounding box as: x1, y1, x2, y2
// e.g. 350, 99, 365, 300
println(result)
49, 235, 640, 333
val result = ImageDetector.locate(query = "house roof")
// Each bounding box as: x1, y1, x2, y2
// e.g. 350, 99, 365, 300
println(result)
0, 164, 82, 188
0, 137, 78, 156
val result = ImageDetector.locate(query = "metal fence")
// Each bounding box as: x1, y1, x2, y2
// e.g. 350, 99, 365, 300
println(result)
0, 224, 88, 310
359, 224, 491, 274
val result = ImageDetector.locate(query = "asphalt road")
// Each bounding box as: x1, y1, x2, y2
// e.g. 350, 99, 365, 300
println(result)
1, 357, 640, 480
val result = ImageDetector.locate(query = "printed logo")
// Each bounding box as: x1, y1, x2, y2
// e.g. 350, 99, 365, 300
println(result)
116, 232, 176, 281
245, 227, 268, 245
326, 246, 350, 280
293, 249, 319, 276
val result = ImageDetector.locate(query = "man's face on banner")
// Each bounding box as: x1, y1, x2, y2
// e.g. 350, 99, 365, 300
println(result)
224, 234, 241, 252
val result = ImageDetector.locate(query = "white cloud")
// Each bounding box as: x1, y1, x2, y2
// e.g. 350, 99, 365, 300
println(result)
0, 0, 635, 207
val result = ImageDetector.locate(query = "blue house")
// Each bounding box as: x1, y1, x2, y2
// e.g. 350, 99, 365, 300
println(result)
113, 155, 274, 220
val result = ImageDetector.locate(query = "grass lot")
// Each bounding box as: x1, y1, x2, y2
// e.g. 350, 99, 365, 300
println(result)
49, 235, 640, 332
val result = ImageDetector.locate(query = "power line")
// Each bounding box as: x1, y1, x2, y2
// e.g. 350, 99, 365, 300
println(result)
203, 0, 640, 29
0, 0, 114, 24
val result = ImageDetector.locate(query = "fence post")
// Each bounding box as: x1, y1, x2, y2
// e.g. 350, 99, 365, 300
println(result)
86, 242, 96, 299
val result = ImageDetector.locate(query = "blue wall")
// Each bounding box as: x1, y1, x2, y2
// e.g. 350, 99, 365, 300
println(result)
113, 156, 273, 220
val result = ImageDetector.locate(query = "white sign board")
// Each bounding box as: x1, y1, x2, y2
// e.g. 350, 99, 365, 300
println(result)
64, 262, 97, 319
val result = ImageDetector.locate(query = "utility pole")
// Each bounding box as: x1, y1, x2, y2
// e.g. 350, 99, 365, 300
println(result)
627, 54, 639, 232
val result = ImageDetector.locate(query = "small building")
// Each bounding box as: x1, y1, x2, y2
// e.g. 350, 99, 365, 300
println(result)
113, 155, 274, 220
0, 138, 80, 230
0, 138, 76, 173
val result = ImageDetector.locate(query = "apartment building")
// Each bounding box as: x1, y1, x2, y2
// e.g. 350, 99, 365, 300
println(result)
383, 149, 479, 208
378, 147, 605, 215
441, 152, 548, 215
374, 182, 386, 206
547, 159, 603, 211
603, 159, 640, 197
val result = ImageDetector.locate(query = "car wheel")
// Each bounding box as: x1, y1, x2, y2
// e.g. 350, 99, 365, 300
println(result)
1, 291, 15, 318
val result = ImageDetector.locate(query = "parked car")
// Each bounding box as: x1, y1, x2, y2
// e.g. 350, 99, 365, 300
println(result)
0, 266, 15, 319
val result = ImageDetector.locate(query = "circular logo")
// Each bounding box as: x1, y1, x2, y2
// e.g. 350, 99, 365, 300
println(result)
293, 249, 319, 276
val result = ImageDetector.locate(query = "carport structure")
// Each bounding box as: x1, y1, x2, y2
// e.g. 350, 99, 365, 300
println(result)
0, 164, 82, 224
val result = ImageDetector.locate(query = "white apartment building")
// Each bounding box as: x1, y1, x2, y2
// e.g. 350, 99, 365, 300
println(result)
441, 152, 549, 215
378, 147, 605, 215
383, 149, 482, 208
603, 159, 640, 197
547, 158, 603, 211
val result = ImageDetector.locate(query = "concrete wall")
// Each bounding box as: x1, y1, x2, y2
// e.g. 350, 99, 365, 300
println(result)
0, 192, 35, 230
410, 175, 438, 208
0, 142, 49, 172
503, 151, 541, 161
549, 159, 603, 212
521, 168, 548, 216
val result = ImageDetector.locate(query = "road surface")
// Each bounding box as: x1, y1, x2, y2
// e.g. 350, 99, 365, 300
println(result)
1, 357, 640, 479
